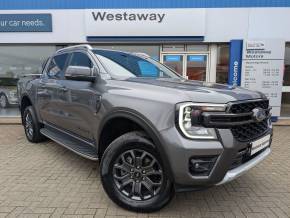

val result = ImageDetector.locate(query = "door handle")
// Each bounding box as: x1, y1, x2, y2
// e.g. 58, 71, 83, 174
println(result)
60, 87, 68, 92
39, 82, 46, 88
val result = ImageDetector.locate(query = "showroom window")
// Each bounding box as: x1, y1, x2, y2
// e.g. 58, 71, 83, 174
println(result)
216, 44, 229, 84
0, 45, 56, 117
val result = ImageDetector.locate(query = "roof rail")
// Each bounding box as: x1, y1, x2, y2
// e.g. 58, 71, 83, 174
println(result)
56, 44, 93, 53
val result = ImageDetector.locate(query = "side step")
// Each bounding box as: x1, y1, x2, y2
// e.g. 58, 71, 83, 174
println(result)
40, 128, 98, 161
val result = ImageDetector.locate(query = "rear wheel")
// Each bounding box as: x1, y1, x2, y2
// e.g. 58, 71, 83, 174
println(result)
23, 106, 46, 143
100, 131, 174, 212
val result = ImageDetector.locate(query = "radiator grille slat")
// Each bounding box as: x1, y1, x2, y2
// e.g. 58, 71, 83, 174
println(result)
229, 100, 269, 142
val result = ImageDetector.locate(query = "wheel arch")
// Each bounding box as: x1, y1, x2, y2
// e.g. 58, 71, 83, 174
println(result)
20, 94, 33, 124
97, 108, 174, 182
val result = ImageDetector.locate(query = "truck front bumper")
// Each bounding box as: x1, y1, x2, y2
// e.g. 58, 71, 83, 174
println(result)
159, 127, 272, 191
216, 147, 271, 185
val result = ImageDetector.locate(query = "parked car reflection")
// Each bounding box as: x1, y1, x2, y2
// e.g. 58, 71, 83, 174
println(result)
0, 78, 19, 108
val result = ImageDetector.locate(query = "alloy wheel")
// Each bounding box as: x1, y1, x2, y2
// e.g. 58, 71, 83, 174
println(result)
25, 112, 34, 138
112, 149, 163, 201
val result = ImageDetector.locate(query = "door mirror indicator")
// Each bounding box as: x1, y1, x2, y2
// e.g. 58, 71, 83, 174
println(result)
65, 66, 96, 82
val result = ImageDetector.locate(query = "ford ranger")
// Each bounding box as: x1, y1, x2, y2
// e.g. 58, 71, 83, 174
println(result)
18, 44, 272, 212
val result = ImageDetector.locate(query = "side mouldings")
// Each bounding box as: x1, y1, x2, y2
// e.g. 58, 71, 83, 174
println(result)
97, 108, 175, 183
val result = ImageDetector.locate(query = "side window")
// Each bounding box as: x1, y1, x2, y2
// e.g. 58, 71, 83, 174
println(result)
69, 52, 92, 68
137, 60, 158, 77
46, 53, 69, 79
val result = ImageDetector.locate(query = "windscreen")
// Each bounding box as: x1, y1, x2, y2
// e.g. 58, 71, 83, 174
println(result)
93, 50, 180, 79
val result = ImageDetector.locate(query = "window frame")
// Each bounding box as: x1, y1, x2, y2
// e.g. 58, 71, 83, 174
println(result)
44, 52, 70, 80
67, 51, 94, 69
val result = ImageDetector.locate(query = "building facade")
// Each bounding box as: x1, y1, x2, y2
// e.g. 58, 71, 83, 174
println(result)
0, 0, 290, 119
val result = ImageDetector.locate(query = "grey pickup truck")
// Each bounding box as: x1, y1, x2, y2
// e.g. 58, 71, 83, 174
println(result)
18, 44, 272, 212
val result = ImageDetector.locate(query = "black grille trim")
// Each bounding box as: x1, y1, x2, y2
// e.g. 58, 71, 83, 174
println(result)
200, 99, 271, 142
228, 99, 269, 114
231, 119, 269, 142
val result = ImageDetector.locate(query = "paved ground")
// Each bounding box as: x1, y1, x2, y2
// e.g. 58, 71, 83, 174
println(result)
0, 125, 289, 218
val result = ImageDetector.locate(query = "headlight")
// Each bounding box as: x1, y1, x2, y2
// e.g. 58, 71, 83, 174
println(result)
177, 102, 227, 139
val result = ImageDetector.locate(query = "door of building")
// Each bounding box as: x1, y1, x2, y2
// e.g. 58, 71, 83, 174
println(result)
281, 44, 290, 118
161, 53, 210, 81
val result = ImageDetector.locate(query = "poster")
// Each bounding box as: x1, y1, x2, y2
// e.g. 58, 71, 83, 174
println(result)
241, 39, 285, 116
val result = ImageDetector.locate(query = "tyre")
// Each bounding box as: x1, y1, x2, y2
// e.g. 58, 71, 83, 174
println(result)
0, 93, 8, 108
100, 131, 174, 212
23, 106, 46, 143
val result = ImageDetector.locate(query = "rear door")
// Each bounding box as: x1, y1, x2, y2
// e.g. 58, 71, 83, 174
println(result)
37, 53, 70, 127
57, 51, 101, 140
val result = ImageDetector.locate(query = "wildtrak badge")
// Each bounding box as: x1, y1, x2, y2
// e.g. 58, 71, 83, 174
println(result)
92, 12, 166, 23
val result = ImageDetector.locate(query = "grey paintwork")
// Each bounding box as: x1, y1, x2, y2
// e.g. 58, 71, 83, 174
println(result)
18, 47, 272, 189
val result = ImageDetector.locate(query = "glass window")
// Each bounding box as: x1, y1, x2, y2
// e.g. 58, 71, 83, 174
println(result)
0, 45, 56, 117
281, 92, 290, 117
93, 50, 179, 79
47, 53, 69, 79
186, 44, 208, 52
162, 55, 183, 75
92, 45, 160, 61
70, 52, 92, 68
186, 55, 207, 81
162, 45, 185, 52
281, 43, 290, 117
216, 44, 229, 84
284, 44, 290, 86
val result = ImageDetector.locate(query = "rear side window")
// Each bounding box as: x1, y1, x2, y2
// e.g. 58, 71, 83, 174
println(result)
47, 53, 69, 79
69, 52, 92, 68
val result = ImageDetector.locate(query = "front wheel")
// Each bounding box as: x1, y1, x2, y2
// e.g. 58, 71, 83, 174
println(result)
100, 131, 174, 212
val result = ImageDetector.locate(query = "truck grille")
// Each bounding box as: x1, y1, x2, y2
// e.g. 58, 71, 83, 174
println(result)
229, 100, 269, 142
201, 99, 270, 142
228, 99, 269, 114
231, 119, 268, 142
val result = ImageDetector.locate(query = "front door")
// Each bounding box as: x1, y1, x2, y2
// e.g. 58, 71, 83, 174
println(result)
161, 53, 209, 81
59, 51, 101, 140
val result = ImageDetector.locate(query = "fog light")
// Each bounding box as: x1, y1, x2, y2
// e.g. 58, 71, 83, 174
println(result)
189, 156, 218, 176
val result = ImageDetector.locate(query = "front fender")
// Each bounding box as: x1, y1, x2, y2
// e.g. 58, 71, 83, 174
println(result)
97, 108, 175, 182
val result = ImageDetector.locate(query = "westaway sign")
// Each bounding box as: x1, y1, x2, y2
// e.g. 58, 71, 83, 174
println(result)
92, 12, 165, 23
85, 9, 206, 37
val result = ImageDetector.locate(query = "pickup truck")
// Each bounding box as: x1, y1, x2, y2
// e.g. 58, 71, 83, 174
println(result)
18, 44, 272, 212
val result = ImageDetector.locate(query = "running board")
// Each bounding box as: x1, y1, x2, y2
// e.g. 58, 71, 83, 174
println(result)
40, 128, 98, 161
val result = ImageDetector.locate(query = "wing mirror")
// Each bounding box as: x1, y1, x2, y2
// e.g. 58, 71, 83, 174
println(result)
65, 66, 99, 82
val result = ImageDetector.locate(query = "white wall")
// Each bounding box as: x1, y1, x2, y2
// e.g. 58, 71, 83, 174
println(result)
205, 8, 290, 42
0, 8, 290, 43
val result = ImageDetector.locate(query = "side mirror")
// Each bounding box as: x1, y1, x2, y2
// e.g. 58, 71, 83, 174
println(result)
65, 66, 96, 82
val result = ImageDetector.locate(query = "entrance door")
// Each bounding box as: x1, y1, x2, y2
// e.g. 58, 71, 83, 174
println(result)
161, 53, 209, 81
281, 44, 290, 117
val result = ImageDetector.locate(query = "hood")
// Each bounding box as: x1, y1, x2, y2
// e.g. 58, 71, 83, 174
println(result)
107, 77, 265, 104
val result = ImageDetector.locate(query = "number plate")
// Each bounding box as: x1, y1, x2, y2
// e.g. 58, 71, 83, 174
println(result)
250, 134, 271, 156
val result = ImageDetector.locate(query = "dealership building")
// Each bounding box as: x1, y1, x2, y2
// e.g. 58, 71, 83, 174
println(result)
0, 0, 290, 119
